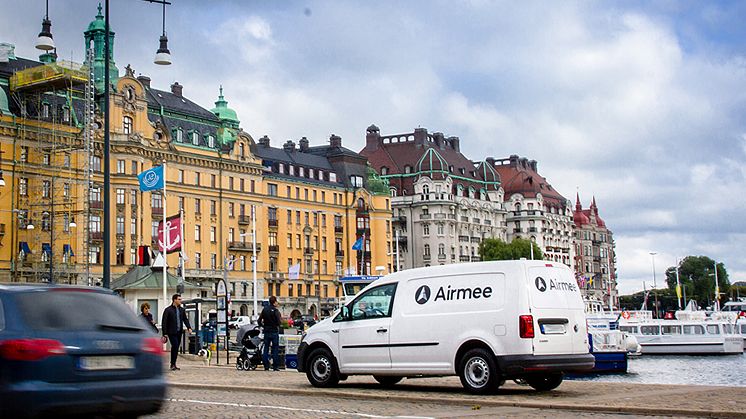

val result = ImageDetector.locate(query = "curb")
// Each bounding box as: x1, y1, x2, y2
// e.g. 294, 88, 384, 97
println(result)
169, 382, 740, 418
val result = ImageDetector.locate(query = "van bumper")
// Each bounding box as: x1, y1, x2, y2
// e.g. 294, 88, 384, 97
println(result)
296, 342, 309, 372
498, 354, 595, 376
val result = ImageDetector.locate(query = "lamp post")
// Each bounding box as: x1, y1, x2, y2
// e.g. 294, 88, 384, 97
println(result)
238, 204, 258, 320
101, 0, 171, 288
649, 252, 659, 318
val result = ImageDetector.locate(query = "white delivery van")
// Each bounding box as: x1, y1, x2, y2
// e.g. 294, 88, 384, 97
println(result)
297, 261, 593, 394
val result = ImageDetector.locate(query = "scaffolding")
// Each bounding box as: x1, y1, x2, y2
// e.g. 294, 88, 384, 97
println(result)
8, 54, 94, 284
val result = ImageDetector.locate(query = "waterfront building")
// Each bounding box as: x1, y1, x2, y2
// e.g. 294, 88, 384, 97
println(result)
360, 125, 507, 270
573, 194, 617, 307
0, 8, 392, 318
491, 155, 575, 266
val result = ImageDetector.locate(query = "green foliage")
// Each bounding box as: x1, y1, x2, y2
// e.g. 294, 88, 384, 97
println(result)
663, 256, 730, 307
479, 238, 543, 261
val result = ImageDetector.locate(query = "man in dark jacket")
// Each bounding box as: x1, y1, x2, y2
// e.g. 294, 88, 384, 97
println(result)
258, 296, 282, 371
161, 293, 192, 371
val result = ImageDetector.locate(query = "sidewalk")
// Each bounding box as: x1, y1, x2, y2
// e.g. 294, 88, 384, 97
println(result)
169, 355, 746, 418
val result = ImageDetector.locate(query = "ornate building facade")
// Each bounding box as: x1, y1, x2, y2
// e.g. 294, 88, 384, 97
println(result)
573, 194, 617, 308
360, 126, 507, 270
0, 8, 391, 319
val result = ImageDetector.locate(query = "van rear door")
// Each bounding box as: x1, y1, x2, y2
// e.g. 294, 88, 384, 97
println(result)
527, 264, 587, 355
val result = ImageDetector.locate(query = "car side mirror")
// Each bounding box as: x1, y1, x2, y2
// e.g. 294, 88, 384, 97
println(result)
335, 305, 350, 322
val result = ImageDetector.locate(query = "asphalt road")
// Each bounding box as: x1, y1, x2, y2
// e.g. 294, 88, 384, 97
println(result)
145, 387, 675, 419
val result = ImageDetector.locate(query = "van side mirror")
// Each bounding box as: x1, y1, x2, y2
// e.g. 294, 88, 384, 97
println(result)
334, 305, 350, 322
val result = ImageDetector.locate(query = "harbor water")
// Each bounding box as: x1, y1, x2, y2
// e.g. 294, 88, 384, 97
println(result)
568, 353, 746, 386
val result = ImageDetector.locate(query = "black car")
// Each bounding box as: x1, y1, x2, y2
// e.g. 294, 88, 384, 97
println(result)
0, 284, 166, 417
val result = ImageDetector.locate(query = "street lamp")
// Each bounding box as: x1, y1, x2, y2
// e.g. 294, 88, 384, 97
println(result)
238, 205, 257, 320
35, 0, 55, 51
101, 0, 172, 289
649, 252, 659, 318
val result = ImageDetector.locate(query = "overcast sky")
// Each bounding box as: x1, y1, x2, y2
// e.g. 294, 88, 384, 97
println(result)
2, 1, 745, 295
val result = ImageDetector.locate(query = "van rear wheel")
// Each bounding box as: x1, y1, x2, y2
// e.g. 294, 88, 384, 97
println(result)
458, 348, 501, 394
305, 348, 340, 388
373, 375, 403, 387
525, 373, 563, 391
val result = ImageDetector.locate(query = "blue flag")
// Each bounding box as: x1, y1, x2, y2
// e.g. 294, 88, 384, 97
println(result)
352, 237, 363, 251
138, 165, 164, 192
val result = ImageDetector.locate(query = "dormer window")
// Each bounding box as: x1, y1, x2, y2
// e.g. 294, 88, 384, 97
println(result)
329, 172, 337, 182
191, 131, 200, 145
318, 171, 324, 180
380, 167, 389, 175
288, 165, 294, 176
122, 116, 133, 134
309, 168, 314, 179
239, 143, 245, 157
404, 165, 412, 174
42, 103, 50, 119
175, 128, 183, 142
459, 168, 465, 175
299, 167, 305, 177
278, 163, 284, 174
62, 107, 70, 123
207, 135, 215, 148
125, 87, 134, 101
350, 175, 364, 188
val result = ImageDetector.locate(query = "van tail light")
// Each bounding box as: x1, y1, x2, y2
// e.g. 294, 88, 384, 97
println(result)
142, 337, 164, 354
519, 315, 535, 339
0, 338, 66, 361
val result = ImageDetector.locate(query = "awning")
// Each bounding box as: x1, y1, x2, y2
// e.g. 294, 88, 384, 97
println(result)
42, 243, 51, 255
19, 242, 31, 254
63, 244, 74, 256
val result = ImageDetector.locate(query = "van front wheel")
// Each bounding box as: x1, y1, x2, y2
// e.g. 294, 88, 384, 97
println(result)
458, 348, 501, 394
373, 375, 403, 387
306, 348, 340, 388
525, 373, 563, 391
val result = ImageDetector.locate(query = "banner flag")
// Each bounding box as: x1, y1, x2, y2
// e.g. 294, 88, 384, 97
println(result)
157, 214, 182, 254
288, 263, 301, 280
352, 236, 363, 251
137, 165, 164, 192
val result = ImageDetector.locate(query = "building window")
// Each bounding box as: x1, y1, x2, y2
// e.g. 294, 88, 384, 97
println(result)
151, 221, 159, 238
116, 216, 125, 235
267, 183, 278, 196
131, 218, 136, 236
424, 244, 430, 256
195, 252, 201, 269
251, 180, 255, 193
63, 153, 70, 167
228, 202, 234, 217
195, 225, 201, 241
210, 200, 217, 216
43, 153, 50, 165
239, 143, 245, 157
191, 131, 200, 145
240, 179, 245, 192
90, 215, 102, 233
350, 175, 364, 188
439, 244, 445, 255
151, 193, 162, 208
116, 189, 125, 204
423, 224, 430, 236
207, 135, 215, 148
123, 116, 133, 134
89, 246, 101, 264
20, 146, 28, 162
195, 172, 200, 186
90, 156, 101, 172
210, 226, 216, 243
211, 174, 216, 188
42, 180, 51, 198
42, 103, 50, 118
176, 128, 183, 142
116, 159, 125, 174
195, 198, 201, 213
63, 183, 70, 199
286, 209, 292, 224
131, 160, 138, 174
130, 190, 137, 206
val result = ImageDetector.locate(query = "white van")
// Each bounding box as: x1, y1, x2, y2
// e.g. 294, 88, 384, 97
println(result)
297, 261, 593, 394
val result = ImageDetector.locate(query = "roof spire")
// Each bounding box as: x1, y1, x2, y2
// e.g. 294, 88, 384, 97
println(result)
575, 191, 582, 210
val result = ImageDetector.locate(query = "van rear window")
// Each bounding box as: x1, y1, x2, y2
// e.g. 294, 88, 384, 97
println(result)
16, 291, 144, 331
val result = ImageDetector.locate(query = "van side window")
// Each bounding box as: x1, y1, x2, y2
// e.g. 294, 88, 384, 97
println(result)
350, 283, 397, 321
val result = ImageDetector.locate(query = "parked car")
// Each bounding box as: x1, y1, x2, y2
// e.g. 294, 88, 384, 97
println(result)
229, 316, 253, 329
0, 284, 166, 417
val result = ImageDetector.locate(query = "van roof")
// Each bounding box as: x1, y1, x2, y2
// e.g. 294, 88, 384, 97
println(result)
377, 260, 570, 286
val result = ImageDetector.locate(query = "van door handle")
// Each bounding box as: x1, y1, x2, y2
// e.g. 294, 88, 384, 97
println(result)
377, 328, 388, 333
331, 329, 339, 333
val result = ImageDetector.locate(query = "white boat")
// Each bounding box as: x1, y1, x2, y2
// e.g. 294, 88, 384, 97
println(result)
721, 300, 746, 347
583, 299, 641, 373
618, 310, 743, 355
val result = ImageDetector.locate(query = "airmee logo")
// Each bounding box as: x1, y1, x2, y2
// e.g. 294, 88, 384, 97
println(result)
535, 277, 547, 292
536, 276, 577, 293
415, 285, 431, 304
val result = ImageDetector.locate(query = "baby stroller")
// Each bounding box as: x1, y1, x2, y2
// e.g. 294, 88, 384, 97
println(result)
236, 326, 263, 371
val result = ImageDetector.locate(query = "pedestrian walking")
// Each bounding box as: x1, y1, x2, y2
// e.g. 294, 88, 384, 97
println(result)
140, 302, 158, 333
258, 296, 282, 371
161, 293, 192, 371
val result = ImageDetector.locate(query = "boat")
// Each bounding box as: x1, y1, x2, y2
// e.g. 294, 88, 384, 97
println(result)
583, 298, 640, 374
721, 300, 746, 347
618, 309, 743, 355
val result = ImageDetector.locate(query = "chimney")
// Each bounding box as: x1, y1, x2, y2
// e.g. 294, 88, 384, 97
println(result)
529, 160, 538, 172
509, 154, 519, 167
414, 127, 428, 146
519, 157, 528, 169
283, 140, 296, 152
258, 135, 270, 147
433, 132, 445, 149
365, 124, 380, 151
486, 157, 496, 166
299, 137, 309, 152
329, 134, 342, 148
137, 75, 151, 88
448, 136, 460, 152
170, 81, 183, 97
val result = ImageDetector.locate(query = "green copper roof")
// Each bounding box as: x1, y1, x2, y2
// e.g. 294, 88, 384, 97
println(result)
87, 4, 105, 32
367, 165, 390, 195
0, 86, 10, 114
211, 85, 239, 124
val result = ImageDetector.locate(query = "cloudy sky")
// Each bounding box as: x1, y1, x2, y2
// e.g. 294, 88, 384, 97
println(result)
2, 1, 745, 295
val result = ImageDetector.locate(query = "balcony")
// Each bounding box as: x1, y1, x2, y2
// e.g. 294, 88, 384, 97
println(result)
184, 269, 222, 279
90, 200, 103, 210
529, 227, 538, 233
228, 241, 262, 252
392, 216, 407, 224
420, 214, 431, 220
304, 247, 314, 255
459, 255, 470, 262
268, 245, 280, 253
423, 254, 431, 261
268, 219, 278, 228
334, 226, 344, 234
335, 250, 344, 258
396, 235, 407, 244
471, 256, 481, 262
152, 207, 163, 216
513, 228, 522, 233
238, 215, 251, 225
438, 254, 447, 261
90, 231, 103, 240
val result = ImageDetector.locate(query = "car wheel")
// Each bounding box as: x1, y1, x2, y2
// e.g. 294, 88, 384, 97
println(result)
525, 373, 563, 391
458, 348, 501, 394
305, 348, 340, 387
373, 375, 403, 387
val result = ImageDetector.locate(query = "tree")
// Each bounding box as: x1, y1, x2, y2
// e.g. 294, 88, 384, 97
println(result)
479, 238, 543, 261
664, 256, 730, 308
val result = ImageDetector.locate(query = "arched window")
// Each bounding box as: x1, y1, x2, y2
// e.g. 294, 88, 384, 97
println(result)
389, 188, 397, 197
422, 185, 429, 194
380, 167, 389, 175
122, 116, 133, 134
424, 244, 430, 256
357, 198, 365, 209
438, 244, 445, 255
404, 165, 412, 174
515, 203, 521, 211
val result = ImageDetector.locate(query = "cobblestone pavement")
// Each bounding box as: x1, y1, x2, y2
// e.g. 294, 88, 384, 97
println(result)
163, 355, 745, 418
145, 387, 679, 418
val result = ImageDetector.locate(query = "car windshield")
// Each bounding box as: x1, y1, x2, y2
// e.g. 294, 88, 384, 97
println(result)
16, 290, 144, 331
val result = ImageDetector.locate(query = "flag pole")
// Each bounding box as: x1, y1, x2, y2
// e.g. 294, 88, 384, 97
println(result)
180, 206, 185, 286
162, 162, 168, 321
